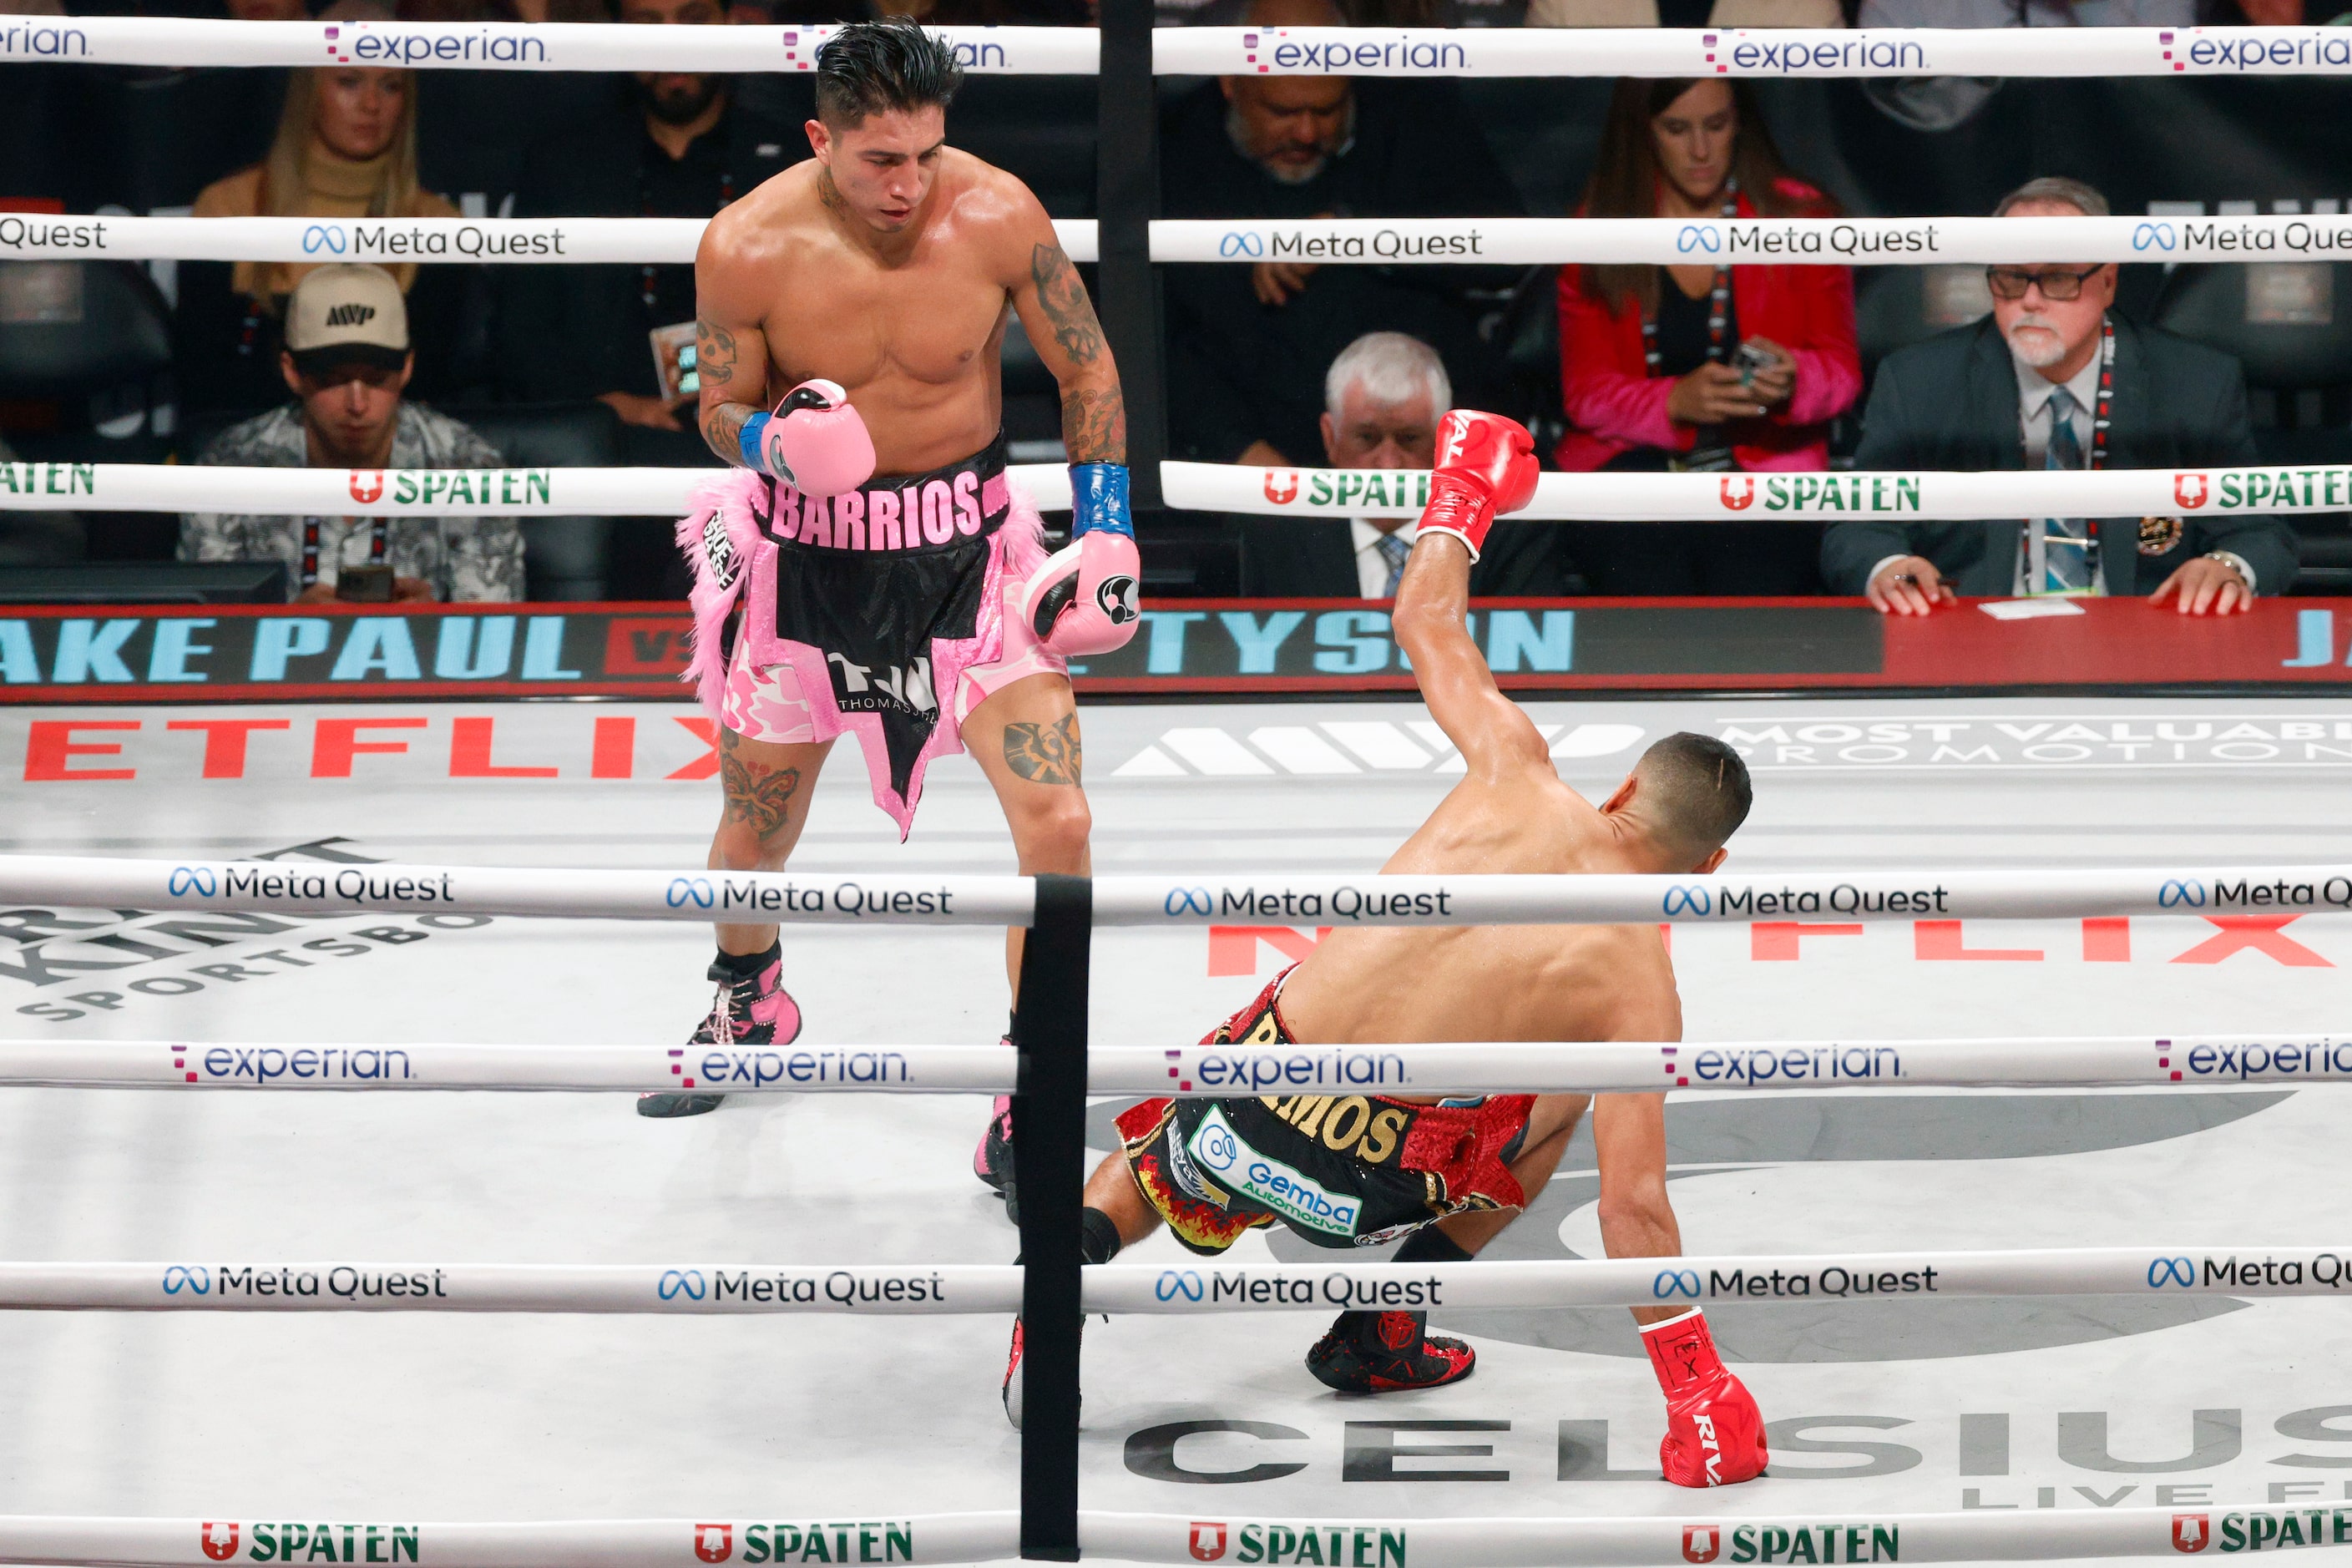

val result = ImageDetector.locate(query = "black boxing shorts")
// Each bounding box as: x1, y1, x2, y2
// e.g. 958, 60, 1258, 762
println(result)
685, 432, 1059, 838
1115, 967, 1535, 1254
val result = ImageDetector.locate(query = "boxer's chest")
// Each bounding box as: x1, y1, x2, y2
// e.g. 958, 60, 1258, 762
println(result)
766, 252, 1009, 392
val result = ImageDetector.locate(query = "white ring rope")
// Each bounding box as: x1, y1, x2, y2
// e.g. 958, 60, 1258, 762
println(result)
0, 1247, 2336, 1313
0, 1507, 2309, 1568
0, 18, 1094, 72
1, 212, 2319, 268
0, 1262, 1020, 1313
0, 1040, 1018, 1093
1155, 23, 2352, 78
0, 461, 2326, 524
1162, 461, 2334, 522
1088, 1247, 2350, 1313
1156, 213, 2344, 268
0, 215, 1097, 266
0, 857, 2333, 927
11, 18, 2345, 78
5, 1036, 2343, 1094
0, 463, 1075, 518
1098, 1509, 2319, 1565
0, 1514, 1021, 1568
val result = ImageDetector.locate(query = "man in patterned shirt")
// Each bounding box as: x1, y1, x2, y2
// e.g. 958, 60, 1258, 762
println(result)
180, 265, 526, 603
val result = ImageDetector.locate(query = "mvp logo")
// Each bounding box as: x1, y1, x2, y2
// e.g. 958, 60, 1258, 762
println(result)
324, 302, 377, 327
697, 1524, 735, 1562
1192, 1523, 1229, 1561
201, 1523, 240, 1561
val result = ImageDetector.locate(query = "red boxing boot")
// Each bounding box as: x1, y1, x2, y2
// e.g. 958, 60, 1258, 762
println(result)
1641, 1308, 1768, 1487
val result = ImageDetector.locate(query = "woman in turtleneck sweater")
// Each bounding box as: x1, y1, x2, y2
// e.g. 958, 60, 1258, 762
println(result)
178, 58, 462, 419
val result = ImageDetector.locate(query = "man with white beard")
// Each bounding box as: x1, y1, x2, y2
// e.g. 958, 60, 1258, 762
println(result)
1820, 176, 2295, 614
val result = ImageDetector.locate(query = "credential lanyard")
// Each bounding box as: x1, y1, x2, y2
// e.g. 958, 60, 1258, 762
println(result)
1641, 178, 1740, 377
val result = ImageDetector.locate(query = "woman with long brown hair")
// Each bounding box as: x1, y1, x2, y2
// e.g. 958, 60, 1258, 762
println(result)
1555, 77, 1860, 594
178, 7, 461, 417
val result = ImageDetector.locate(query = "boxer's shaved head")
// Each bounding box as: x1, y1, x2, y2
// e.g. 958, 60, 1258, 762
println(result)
816, 18, 963, 129
1633, 732, 1753, 860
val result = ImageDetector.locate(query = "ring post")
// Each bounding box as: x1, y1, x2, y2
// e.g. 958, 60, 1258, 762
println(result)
1015, 873, 1090, 1560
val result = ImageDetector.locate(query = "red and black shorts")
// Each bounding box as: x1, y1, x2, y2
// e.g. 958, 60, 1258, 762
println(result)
1114, 968, 1535, 1254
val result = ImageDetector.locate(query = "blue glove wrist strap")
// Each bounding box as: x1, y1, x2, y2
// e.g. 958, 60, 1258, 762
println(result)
738, 412, 771, 473
1070, 462, 1132, 538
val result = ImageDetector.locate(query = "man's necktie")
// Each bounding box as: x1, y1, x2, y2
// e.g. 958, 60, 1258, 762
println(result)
2039, 387, 2092, 594
1376, 529, 1414, 597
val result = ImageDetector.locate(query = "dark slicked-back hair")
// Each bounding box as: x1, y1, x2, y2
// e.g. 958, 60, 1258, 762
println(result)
815, 18, 963, 129
1633, 732, 1753, 861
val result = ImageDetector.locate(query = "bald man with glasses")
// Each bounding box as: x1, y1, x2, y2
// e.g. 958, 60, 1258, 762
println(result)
1820, 176, 2295, 615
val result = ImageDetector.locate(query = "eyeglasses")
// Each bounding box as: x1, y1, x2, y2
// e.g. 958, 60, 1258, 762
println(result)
1985, 266, 2107, 302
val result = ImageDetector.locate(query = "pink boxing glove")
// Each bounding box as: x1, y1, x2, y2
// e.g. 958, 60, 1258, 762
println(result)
1416, 408, 1540, 563
1641, 1308, 1768, 1488
1014, 529, 1142, 657
741, 380, 876, 498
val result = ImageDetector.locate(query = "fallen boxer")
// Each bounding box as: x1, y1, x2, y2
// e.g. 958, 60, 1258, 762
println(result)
1004, 410, 1768, 1490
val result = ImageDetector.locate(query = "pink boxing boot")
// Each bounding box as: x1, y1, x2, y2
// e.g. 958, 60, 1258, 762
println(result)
639, 943, 802, 1119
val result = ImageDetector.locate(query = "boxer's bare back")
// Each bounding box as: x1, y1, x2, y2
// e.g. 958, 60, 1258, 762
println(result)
691, 109, 1123, 477
1276, 535, 1718, 1075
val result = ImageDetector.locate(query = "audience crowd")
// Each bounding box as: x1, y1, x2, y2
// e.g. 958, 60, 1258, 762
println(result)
0, 0, 2334, 609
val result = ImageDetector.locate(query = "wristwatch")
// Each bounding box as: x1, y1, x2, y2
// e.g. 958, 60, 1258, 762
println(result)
2204, 551, 2249, 585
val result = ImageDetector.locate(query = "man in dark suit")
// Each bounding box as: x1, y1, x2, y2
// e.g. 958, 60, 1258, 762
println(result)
1242, 331, 1565, 598
1822, 177, 2295, 615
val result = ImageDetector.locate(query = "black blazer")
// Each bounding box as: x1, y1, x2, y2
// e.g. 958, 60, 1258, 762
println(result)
1819, 316, 2297, 598
1242, 518, 1571, 599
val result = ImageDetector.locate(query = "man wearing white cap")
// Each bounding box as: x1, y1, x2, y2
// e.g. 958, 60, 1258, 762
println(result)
181, 263, 525, 604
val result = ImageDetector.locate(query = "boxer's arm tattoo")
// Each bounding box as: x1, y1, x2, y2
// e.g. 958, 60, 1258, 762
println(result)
696, 320, 736, 387
702, 402, 753, 466
1031, 243, 1104, 367
1060, 385, 1126, 464
1003, 714, 1082, 787
721, 729, 804, 841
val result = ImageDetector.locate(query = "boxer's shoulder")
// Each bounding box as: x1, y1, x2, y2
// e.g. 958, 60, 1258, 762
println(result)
698, 165, 832, 267
927, 152, 1060, 267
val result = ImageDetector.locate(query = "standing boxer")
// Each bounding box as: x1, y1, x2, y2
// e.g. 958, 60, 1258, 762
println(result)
651, 20, 1137, 1128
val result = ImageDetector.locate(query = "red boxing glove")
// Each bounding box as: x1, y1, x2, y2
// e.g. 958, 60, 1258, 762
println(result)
1416, 409, 1539, 563
1641, 1308, 1768, 1488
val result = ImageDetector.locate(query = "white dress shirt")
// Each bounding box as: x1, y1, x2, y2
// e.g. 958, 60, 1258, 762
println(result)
1351, 518, 1419, 600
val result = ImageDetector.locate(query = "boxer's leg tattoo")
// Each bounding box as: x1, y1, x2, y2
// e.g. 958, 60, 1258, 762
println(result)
1030, 244, 1103, 365
721, 729, 804, 841
1003, 714, 1083, 787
